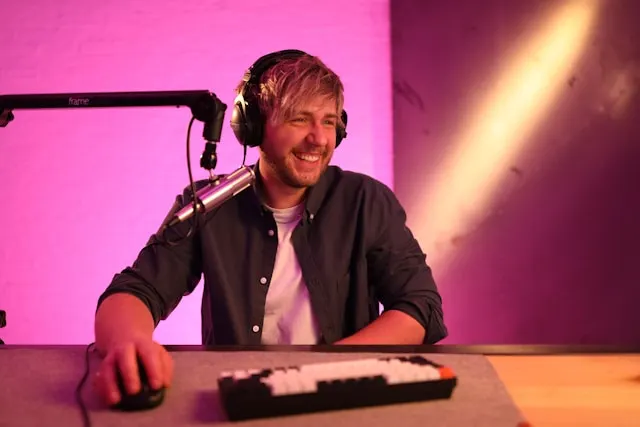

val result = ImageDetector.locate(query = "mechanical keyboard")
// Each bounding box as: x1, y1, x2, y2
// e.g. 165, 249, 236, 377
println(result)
217, 355, 458, 421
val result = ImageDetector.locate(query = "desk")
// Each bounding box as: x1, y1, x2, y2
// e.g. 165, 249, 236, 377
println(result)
0, 345, 638, 427
488, 352, 640, 426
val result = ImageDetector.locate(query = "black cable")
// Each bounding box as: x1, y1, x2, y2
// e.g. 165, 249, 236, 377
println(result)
156, 115, 200, 246
184, 115, 200, 238
76, 342, 96, 427
242, 141, 248, 166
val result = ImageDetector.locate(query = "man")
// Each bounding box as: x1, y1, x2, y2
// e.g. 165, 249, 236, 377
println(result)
93, 49, 447, 406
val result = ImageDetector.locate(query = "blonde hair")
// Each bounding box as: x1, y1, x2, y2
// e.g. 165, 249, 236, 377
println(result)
236, 53, 345, 128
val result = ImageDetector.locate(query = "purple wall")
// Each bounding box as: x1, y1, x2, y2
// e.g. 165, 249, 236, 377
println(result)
0, 0, 393, 344
392, 0, 640, 344
3, 0, 638, 347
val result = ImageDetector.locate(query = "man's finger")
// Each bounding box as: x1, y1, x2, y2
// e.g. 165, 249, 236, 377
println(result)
160, 347, 174, 388
116, 344, 140, 396
137, 342, 164, 390
98, 354, 121, 405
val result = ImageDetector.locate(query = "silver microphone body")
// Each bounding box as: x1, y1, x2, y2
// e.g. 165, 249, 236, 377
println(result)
169, 165, 255, 226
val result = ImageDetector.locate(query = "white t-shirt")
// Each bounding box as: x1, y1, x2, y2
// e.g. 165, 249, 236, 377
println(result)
261, 203, 322, 345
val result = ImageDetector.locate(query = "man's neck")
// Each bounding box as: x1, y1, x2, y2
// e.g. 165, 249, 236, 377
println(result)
258, 167, 307, 209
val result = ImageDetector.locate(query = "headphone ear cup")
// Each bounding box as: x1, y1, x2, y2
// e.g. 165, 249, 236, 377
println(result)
336, 109, 348, 147
336, 128, 346, 147
243, 100, 263, 148
230, 93, 264, 148
230, 97, 248, 146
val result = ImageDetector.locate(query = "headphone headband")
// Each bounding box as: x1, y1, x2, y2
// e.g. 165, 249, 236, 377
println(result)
244, 49, 308, 85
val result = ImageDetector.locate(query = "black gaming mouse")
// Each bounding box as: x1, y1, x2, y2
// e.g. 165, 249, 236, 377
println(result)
111, 356, 166, 411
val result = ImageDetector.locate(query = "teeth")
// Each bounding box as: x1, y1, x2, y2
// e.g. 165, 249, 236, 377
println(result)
295, 153, 320, 162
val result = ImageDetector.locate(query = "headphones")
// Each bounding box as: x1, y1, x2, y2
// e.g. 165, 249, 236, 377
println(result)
230, 49, 348, 148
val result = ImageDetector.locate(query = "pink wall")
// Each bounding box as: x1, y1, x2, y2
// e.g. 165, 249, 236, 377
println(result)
392, 0, 640, 345
0, 1, 393, 344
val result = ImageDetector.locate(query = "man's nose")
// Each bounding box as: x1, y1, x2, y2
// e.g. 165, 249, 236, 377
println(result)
306, 121, 329, 146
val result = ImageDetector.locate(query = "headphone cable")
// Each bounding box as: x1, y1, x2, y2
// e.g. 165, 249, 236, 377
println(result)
242, 143, 247, 166
148, 115, 201, 247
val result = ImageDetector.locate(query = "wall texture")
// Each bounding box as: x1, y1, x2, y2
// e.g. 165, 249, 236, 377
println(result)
0, 0, 393, 344
392, 0, 640, 344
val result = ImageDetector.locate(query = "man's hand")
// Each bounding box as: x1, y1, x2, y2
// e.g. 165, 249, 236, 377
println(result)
93, 293, 168, 405
93, 336, 174, 406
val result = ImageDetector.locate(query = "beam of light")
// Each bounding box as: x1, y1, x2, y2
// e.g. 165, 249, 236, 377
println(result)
418, 1, 599, 271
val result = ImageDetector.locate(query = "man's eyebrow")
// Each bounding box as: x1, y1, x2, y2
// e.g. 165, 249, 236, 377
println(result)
296, 111, 340, 119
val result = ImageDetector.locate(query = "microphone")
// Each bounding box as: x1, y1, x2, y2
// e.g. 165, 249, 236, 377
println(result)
168, 166, 255, 227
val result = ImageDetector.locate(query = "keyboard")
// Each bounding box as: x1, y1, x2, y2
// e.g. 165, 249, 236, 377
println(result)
217, 355, 458, 421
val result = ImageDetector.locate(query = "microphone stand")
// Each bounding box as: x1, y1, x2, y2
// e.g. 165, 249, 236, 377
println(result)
0, 90, 227, 179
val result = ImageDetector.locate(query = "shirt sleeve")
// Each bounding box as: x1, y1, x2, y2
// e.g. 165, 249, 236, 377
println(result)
365, 181, 448, 344
96, 187, 204, 326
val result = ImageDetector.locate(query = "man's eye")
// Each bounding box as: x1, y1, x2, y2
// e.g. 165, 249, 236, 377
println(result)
291, 117, 307, 122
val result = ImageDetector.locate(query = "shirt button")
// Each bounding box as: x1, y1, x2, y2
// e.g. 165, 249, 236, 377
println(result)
268, 229, 275, 237
309, 213, 315, 220
252, 325, 260, 333
260, 277, 268, 285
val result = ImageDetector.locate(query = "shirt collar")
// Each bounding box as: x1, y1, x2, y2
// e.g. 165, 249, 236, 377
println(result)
245, 160, 333, 224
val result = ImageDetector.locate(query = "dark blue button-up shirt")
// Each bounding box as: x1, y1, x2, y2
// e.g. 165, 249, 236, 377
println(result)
97, 163, 448, 345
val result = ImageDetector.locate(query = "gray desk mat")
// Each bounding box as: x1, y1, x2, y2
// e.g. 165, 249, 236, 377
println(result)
0, 347, 526, 427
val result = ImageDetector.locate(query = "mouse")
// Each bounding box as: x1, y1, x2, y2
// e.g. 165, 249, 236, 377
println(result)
111, 356, 166, 411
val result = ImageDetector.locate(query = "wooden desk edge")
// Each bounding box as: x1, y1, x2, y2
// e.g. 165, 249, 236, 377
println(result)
2, 344, 640, 355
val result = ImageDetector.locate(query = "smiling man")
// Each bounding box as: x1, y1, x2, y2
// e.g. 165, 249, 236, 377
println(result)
92, 50, 447, 407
